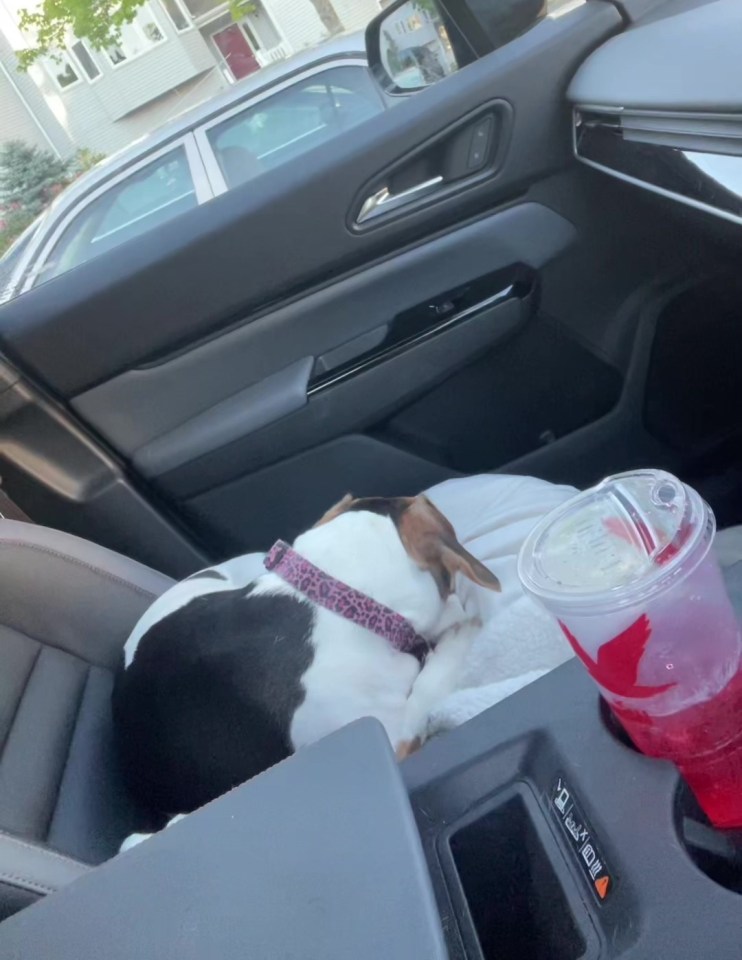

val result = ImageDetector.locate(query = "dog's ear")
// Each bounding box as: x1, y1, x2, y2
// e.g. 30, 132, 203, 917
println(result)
313, 493, 354, 528
396, 496, 501, 598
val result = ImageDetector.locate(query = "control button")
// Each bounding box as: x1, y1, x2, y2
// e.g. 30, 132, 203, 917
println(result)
467, 116, 494, 171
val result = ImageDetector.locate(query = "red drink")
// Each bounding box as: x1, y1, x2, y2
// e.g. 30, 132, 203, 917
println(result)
615, 666, 742, 828
519, 471, 742, 829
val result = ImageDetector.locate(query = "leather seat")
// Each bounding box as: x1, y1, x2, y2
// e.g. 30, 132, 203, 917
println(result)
0, 520, 172, 918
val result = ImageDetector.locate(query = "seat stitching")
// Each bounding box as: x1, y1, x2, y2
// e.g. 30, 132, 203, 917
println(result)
0, 645, 41, 758
0, 872, 56, 895
43, 665, 91, 844
0, 541, 162, 600
0, 832, 89, 871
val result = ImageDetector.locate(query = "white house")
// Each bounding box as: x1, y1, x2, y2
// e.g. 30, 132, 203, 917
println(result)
0, 0, 379, 157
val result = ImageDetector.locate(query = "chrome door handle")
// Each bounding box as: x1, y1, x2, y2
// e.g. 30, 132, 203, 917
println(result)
356, 175, 444, 224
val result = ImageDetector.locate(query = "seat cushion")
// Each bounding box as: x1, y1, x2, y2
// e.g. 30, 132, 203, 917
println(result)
0, 522, 173, 864
0, 628, 150, 863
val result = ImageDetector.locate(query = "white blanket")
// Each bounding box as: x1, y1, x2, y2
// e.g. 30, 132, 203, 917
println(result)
423, 474, 577, 733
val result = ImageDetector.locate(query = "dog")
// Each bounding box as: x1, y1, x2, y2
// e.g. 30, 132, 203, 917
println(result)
113, 494, 500, 825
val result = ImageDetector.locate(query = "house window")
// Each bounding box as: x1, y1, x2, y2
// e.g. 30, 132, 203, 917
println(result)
43, 51, 80, 90
159, 0, 191, 31
106, 4, 166, 66
70, 40, 101, 80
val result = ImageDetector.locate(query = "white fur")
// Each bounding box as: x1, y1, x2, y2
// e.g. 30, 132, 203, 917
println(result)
285, 510, 474, 751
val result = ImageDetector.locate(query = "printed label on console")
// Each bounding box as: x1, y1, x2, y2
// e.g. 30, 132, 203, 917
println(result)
551, 775, 614, 903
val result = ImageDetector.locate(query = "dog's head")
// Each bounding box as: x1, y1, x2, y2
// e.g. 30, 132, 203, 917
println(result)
314, 494, 500, 599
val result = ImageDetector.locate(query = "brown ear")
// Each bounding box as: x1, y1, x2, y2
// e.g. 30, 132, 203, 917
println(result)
396, 496, 501, 598
313, 494, 354, 528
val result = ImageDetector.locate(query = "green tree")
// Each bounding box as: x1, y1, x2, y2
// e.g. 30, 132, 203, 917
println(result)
0, 140, 72, 216
17, 0, 261, 68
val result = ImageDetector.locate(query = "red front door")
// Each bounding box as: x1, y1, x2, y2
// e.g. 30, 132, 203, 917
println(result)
212, 24, 260, 80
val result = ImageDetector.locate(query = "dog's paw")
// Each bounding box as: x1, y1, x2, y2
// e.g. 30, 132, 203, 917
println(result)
445, 616, 482, 640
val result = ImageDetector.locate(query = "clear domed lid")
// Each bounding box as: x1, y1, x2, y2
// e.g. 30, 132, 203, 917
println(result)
518, 470, 713, 612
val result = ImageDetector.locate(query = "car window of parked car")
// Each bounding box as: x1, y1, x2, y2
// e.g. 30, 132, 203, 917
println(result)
0, 218, 42, 299
207, 65, 384, 191
36, 145, 198, 285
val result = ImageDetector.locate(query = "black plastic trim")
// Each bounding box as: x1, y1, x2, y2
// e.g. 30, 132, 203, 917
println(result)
309, 272, 526, 394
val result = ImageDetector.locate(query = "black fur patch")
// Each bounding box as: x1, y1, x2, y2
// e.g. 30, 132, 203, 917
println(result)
113, 586, 314, 815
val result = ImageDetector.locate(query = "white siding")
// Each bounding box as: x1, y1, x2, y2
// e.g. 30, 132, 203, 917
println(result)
331, 0, 380, 32
0, 35, 74, 155
115, 69, 224, 146
0, 0, 378, 158
0, 73, 53, 152
22, 16, 228, 154
264, 0, 380, 52
265, 0, 326, 51
0, 4, 230, 155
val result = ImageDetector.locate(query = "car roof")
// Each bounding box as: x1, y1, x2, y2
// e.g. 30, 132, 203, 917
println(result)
47, 31, 367, 214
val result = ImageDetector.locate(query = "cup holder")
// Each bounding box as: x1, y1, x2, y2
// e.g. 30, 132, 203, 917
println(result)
600, 697, 742, 893
449, 795, 587, 960
675, 781, 742, 894
598, 697, 639, 752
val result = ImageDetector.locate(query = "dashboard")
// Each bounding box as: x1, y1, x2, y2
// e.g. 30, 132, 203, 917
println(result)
568, 0, 742, 226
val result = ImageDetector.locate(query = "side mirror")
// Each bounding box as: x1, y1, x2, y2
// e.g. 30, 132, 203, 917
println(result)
366, 0, 549, 93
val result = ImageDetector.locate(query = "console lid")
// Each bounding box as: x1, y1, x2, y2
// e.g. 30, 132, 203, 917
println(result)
0, 719, 446, 960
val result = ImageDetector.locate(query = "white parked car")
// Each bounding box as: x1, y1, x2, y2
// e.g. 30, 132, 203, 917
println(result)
0, 33, 384, 301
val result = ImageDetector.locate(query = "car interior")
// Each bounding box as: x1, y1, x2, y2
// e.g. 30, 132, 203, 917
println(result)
0, 0, 741, 955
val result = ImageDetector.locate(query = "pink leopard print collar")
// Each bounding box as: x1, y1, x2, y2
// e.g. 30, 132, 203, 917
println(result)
264, 540, 429, 656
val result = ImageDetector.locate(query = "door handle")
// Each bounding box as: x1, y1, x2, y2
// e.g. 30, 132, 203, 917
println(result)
356, 175, 444, 224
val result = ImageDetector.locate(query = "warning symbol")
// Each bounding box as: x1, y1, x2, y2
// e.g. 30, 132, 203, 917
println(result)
594, 876, 610, 900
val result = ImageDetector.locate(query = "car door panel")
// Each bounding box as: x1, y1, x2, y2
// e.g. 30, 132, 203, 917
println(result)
0, 360, 207, 575
68, 200, 573, 554
0, 4, 620, 396
72, 203, 574, 459
0, 2, 624, 564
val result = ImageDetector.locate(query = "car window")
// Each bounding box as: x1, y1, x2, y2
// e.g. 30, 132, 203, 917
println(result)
207, 65, 384, 191
36, 146, 198, 285
0, 218, 42, 300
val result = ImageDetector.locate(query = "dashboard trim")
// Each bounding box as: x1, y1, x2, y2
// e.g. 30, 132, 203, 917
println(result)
573, 107, 742, 228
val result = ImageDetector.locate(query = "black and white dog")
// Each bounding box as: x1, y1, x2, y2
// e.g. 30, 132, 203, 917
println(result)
113, 494, 500, 842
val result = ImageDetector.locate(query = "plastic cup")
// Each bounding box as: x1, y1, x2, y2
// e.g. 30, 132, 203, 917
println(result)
518, 470, 742, 828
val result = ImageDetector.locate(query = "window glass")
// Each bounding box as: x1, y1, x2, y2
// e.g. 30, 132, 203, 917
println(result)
207, 66, 384, 190
36, 147, 197, 284
106, 5, 165, 64
0, 218, 41, 301
43, 51, 80, 89
159, 0, 190, 31
70, 40, 101, 80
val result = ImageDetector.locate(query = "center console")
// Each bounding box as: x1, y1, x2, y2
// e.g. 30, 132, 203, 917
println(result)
0, 660, 738, 958
404, 659, 742, 960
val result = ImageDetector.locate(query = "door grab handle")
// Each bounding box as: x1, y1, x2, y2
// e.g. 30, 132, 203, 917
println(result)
356, 176, 444, 224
